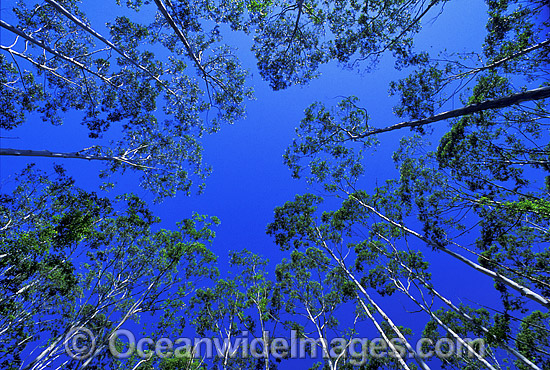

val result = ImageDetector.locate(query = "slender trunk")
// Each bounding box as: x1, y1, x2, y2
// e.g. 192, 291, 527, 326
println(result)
392, 276, 497, 370
376, 238, 541, 370
354, 86, 550, 139
349, 195, 550, 309
354, 292, 413, 370
152, 0, 207, 74
223, 327, 232, 369
152, 0, 231, 97
316, 229, 430, 370
253, 292, 271, 370
304, 305, 335, 370
82, 262, 178, 367
0, 20, 117, 88
43, 0, 177, 97
0, 148, 113, 161
0, 45, 82, 88
23, 259, 176, 369
22, 318, 93, 370
426, 282, 541, 370
0, 148, 153, 170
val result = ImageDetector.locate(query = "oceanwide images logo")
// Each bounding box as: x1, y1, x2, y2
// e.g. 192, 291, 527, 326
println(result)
64, 327, 486, 365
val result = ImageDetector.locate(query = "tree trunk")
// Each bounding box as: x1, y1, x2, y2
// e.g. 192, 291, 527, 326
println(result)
355, 86, 550, 139
349, 195, 550, 309
0, 148, 113, 161
392, 276, 497, 370
316, 229, 431, 370
375, 238, 541, 370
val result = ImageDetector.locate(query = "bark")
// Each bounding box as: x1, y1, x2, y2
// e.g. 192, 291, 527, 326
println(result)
426, 282, 542, 370
353, 291, 414, 370
349, 195, 550, 309
21, 250, 179, 369
0, 148, 113, 161
251, 285, 272, 370
82, 260, 179, 368
392, 276, 497, 370
0, 46, 83, 88
43, 0, 177, 97
376, 235, 541, 370
0, 20, 118, 88
0, 148, 154, 170
304, 305, 335, 370
316, 229, 430, 370
353, 86, 550, 139
153, 0, 202, 70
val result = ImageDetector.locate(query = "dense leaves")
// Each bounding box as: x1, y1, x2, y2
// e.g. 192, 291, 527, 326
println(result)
1, 0, 549, 369
0, 0, 253, 200
0, 166, 219, 369
275, 0, 550, 368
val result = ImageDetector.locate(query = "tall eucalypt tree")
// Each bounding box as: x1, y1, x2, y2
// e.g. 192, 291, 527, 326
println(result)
0, 0, 458, 201
276, 0, 549, 369
1, 0, 549, 370
0, 0, 255, 200
0, 165, 219, 370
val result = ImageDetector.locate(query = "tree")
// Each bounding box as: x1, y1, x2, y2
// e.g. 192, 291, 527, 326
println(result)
1, 0, 253, 200
0, 165, 219, 369
268, 194, 432, 370
185, 249, 280, 370
277, 0, 550, 368
273, 246, 366, 369
251, 0, 447, 90
0, 0, 457, 199
2, 0, 549, 369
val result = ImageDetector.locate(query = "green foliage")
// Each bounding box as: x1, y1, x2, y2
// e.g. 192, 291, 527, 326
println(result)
272, 0, 550, 369
421, 305, 493, 368
515, 310, 550, 370
184, 249, 279, 369
283, 97, 374, 189
0, 166, 219, 369
158, 354, 205, 370
2, 0, 550, 369
252, 0, 448, 90
1, 0, 254, 200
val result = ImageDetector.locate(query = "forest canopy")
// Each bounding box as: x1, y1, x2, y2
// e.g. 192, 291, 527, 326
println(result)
0, 0, 549, 369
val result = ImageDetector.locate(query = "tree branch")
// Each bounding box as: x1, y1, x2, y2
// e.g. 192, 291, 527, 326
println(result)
43, 0, 178, 97
355, 86, 550, 139
152, 0, 231, 95
450, 39, 550, 80
0, 20, 119, 88
0, 148, 156, 170
349, 194, 550, 309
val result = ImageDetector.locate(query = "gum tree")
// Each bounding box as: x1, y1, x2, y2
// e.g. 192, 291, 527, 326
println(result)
277, 0, 550, 368
185, 250, 280, 370
273, 246, 372, 369
0, 165, 219, 370
0, 0, 254, 200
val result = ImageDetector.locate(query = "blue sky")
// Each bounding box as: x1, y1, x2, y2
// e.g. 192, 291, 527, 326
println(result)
0, 0, 509, 365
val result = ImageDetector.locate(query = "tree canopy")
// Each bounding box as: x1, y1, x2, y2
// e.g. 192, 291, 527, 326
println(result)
1, 0, 549, 369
